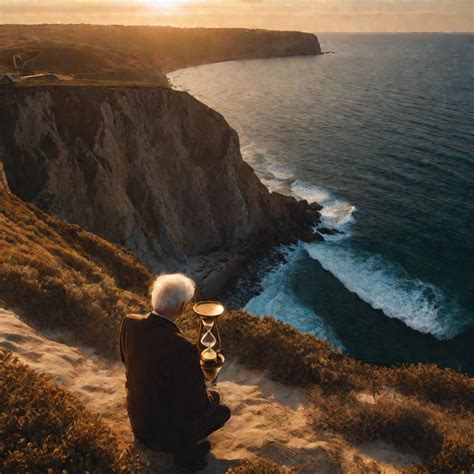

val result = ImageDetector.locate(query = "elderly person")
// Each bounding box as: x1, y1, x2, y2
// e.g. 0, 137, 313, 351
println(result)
120, 273, 231, 470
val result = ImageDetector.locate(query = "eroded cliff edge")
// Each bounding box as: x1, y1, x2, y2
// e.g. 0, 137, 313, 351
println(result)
0, 86, 320, 295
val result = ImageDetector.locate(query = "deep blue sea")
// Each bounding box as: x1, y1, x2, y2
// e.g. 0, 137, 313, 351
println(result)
170, 34, 474, 373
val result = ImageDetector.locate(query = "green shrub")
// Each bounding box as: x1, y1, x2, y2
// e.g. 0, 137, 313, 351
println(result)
0, 349, 143, 473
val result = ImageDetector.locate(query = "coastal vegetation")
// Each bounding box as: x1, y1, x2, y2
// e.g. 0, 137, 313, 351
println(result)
227, 460, 296, 473
0, 24, 320, 86
0, 23, 472, 473
0, 349, 143, 473
0, 180, 150, 356
1, 165, 472, 472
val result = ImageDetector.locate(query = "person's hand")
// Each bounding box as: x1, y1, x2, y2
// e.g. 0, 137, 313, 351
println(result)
207, 388, 220, 405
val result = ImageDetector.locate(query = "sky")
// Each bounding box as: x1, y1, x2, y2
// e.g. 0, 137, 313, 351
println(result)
1, 0, 473, 32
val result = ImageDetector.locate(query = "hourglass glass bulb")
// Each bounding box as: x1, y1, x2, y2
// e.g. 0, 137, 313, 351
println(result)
202, 320, 214, 330
201, 329, 217, 349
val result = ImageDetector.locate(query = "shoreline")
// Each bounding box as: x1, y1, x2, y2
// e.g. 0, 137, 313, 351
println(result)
220, 244, 293, 309
166, 53, 474, 375
166, 70, 327, 302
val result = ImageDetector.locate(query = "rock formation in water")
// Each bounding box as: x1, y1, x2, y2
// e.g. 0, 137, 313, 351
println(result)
0, 86, 318, 293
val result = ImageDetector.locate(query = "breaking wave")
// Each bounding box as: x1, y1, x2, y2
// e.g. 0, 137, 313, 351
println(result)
241, 141, 294, 193
245, 247, 344, 349
290, 182, 463, 339
290, 180, 463, 339
303, 241, 464, 339
291, 180, 356, 232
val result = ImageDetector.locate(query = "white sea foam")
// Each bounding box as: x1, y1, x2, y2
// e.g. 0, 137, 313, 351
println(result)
303, 241, 463, 339
288, 180, 461, 339
290, 179, 333, 204
248, 175, 460, 341
291, 180, 356, 235
241, 141, 295, 193
245, 247, 344, 349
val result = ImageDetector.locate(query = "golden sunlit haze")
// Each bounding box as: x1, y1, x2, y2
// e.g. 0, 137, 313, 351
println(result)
0, 0, 473, 32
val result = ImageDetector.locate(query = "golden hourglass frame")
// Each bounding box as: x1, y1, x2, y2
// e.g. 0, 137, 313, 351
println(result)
193, 301, 225, 386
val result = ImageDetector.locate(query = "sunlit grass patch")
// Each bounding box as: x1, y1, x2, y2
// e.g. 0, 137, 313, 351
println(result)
0, 349, 143, 473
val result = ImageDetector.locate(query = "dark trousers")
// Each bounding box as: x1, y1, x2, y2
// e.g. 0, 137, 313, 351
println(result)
139, 394, 231, 454
174, 401, 231, 469
198, 402, 231, 441
193, 389, 230, 443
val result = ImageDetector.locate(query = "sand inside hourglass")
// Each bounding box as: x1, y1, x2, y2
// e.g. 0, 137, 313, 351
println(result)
201, 320, 217, 348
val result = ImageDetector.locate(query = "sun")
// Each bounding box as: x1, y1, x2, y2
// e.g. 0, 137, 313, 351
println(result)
146, 0, 189, 12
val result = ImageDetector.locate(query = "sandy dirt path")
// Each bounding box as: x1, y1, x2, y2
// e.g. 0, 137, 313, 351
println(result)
0, 308, 419, 473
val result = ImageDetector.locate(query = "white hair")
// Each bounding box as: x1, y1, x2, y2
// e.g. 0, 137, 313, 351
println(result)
150, 273, 196, 317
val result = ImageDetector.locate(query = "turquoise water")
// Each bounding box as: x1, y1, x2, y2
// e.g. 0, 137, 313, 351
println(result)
169, 34, 474, 373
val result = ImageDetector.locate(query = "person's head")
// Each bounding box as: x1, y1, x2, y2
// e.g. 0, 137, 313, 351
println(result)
150, 273, 196, 320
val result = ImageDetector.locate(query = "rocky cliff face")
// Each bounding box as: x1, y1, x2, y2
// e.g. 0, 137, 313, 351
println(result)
155, 28, 322, 72
0, 86, 318, 284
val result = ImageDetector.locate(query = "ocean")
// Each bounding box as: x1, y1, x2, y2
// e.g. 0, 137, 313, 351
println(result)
169, 33, 474, 373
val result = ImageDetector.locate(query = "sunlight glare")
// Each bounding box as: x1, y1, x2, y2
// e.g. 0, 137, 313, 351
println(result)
146, 0, 189, 12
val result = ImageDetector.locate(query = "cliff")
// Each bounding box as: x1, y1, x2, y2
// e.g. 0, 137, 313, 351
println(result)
0, 25, 321, 83
0, 177, 472, 471
0, 25, 321, 295
1, 24, 471, 474
136, 27, 322, 72
0, 86, 319, 293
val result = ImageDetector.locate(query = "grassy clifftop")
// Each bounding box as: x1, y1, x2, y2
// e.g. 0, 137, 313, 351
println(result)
0, 349, 143, 473
0, 169, 150, 355
0, 171, 472, 472
0, 24, 320, 86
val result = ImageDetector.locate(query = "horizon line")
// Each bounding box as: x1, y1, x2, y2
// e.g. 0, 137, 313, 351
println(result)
0, 23, 473, 34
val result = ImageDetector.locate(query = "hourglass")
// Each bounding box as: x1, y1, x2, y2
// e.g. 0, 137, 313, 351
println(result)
193, 301, 225, 386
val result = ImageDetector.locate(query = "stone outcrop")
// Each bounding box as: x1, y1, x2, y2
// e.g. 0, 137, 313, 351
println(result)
0, 86, 318, 285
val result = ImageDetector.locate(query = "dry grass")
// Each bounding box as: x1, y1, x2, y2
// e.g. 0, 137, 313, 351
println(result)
0, 24, 319, 81
0, 349, 143, 473
312, 388, 473, 473
0, 184, 150, 358
1, 184, 473, 472
196, 310, 473, 412
227, 460, 297, 474
180, 310, 473, 472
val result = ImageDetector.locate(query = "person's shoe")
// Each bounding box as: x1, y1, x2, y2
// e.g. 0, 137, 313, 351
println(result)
174, 449, 208, 471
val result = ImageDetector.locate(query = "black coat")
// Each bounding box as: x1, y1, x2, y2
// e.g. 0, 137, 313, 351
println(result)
120, 312, 210, 450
